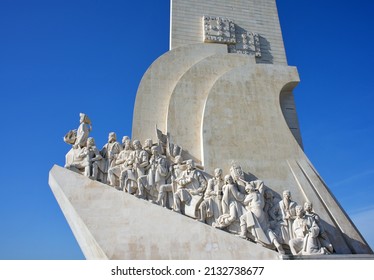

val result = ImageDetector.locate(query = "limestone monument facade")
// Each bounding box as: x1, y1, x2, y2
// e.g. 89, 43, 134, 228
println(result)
49, 0, 373, 259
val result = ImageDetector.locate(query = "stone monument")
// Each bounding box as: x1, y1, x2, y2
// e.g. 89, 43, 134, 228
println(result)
49, 0, 373, 259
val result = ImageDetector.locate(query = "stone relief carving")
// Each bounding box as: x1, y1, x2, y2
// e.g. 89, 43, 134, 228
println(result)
63, 116, 334, 256
203, 15, 262, 57
228, 31, 261, 57
203, 15, 236, 44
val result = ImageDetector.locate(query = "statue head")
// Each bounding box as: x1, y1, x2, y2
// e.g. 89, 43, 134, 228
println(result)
122, 136, 130, 144
283, 190, 291, 200
186, 159, 195, 170
214, 168, 222, 178
79, 113, 91, 125
230, 162, 244, 181
145, 138, 153, 148
264, 189, 274, 201
295, 205, 304, 217
224, 174, 233, 184
108, 132, 117, 143
87, 137, 95, 147
304, 201, 313, 212
133, 139, 142, 150
151, 145, 158, 155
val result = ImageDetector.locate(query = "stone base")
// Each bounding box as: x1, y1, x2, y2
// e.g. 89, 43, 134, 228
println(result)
49, 165, 281, 260
282, 254, 374, 260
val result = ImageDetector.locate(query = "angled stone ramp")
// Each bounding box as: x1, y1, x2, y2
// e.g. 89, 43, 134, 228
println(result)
132, 43, 227, 142
167, 53, 255, 165
49, 165, 281, 260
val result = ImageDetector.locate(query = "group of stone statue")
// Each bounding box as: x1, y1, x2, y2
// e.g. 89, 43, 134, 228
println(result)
64, 113, 334, 256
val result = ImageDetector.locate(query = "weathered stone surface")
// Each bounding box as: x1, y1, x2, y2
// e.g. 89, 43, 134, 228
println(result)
49, 165, 281, 260
170, 0, 287, 65
132, 44, 227, 143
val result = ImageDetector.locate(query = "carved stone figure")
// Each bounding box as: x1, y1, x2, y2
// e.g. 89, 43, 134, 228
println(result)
74, 113, 92, 149
289, 205, 329, 255
121, 136, 131, 149
229, 163, 247, 194
77, 137, 102, 180
107, 138, 133, 188
199, 168, 224, 224
238, 180, 285, 255
61, 118, 339, 257
156, 155, 185, 208
213, 175, 246, 233
143, 138, 154, 157
274, 190, 298, 244
173, 159, 207, 218
122, 139, 149, 194
304, 201, 334, 253
60, 119, 340, 256
64, 113, 92, 172
96, 132, 122, 183
138, 146, 169, 201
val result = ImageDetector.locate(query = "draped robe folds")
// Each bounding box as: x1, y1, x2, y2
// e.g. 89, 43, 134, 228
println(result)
214, 183, 245, 231
240, 190, 273, 246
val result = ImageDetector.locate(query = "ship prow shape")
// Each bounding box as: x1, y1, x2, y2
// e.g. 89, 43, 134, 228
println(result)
49, 165, 283, 259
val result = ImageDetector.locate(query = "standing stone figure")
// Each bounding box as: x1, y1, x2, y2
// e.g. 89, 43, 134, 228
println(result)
138, 146, 169, 201
213, 175, 246, 233
275, 190, 298, 244
229, 163, 247, 194
199, 168, 224, 224
97, 132, 122, 183
238, 180, 285, 255
64, 113, 92, 172
74, 113, 92, 149
156, 155, 185, 208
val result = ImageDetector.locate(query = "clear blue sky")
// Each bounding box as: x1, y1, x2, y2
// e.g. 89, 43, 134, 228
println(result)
0, 0, 373, 259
